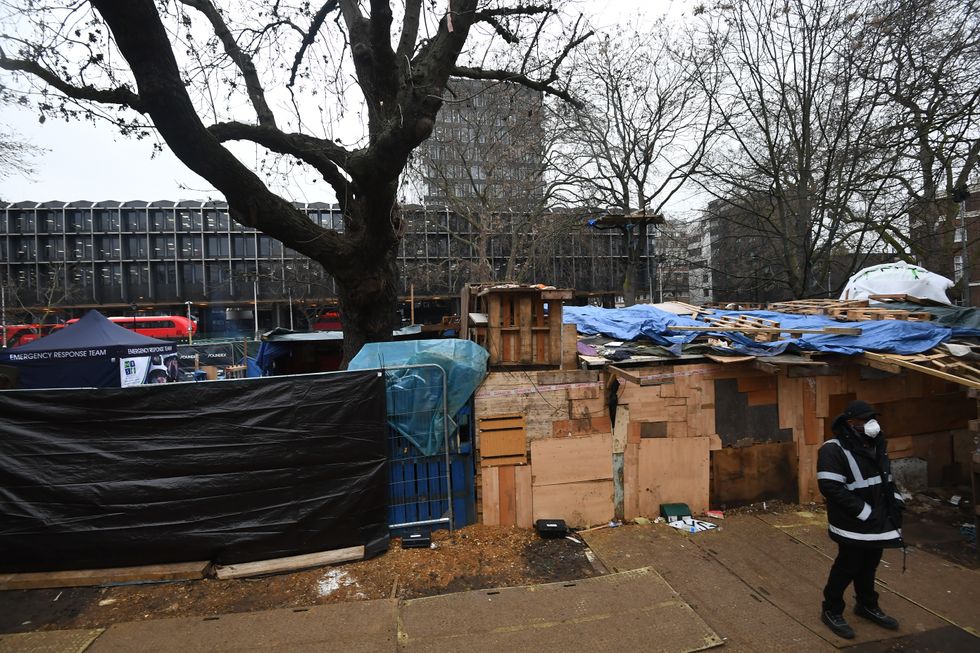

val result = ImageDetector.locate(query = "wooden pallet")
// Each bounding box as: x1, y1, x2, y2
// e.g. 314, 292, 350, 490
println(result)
826, 307, 933, 322
767, 299, 868, 315
861, 344, 980, 389
703, 314, 781, 342
464, 284, 575, 368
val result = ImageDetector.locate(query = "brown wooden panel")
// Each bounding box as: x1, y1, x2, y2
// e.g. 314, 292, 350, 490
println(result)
710, 442, 798, 507
531, 480, 614, 528
480, 428, 526, 459
498, 464, 517, 526
637, 437, 710, 516
552, 415, 613, 438
530, 433, 613, 487
640, 421, 667, 438
481, 466, 500, 525
515, 464, 534, 528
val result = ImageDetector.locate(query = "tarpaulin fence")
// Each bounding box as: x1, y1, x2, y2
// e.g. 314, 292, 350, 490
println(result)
0, 370, 389, 573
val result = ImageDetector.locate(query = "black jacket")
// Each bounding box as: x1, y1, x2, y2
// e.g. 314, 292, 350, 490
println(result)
817, 414, 905, 549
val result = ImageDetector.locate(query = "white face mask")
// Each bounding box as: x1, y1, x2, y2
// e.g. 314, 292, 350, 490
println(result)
863, 419, 881, 438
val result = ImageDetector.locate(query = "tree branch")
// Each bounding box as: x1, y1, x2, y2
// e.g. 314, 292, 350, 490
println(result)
288, 0, 340, 88
177, 0, 276, 127
207, 121, 354, 206
452, 65, 583, 107
0, 51, 144, 112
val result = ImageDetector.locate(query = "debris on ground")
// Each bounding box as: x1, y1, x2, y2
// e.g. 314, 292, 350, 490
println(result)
0, 524, 600, 634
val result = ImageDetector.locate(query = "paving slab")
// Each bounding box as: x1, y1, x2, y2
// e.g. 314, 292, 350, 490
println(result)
844, 625, 979, 652
85, 599, 398, 653
695, 516, 945, 648
0, 628, 102, 653
397, 567, 722, 653
758, 511, 980, 637
584, 524, 835, 653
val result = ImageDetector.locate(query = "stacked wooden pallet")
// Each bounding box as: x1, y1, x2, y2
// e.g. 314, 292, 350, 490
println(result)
767, 299, 868, 315
825, 307, 933, 322
703, 314, 781, 342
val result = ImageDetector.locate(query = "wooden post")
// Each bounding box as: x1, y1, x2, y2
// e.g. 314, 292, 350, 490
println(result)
410, 283, 415, 325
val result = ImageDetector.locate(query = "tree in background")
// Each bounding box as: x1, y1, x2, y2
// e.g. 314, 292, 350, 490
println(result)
856, 0, 980, 299
692, 0, 901, 300
0, 0, 589, 362
555, 22, 721, 305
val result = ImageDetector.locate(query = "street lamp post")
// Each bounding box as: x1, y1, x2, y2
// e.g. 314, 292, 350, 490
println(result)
184, 301, 194, 345
1, 283, 7, 349
252, 275, 260, 340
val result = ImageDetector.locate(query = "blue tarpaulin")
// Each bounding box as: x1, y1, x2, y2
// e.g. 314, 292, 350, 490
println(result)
349, 339, 489, 456
563, 305, 971, 357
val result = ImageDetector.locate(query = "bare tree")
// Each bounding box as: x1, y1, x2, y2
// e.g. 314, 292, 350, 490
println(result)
0, 1, 589, 362
555, 22, 720, 305
855, 0, 980, 298
693, 0, 901, 299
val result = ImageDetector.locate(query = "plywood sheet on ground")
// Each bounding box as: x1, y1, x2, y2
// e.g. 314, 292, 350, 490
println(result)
398, 567, 723, 653
697, 516, 945, 648
0, 629, 103, 653
757, 511, 980, 636
582, 524, 836, 653
86, 599, 398, 653
637, 437, 710, 516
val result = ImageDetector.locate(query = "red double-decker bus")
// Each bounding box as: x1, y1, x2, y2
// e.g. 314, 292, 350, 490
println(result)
65, 315, 197, 340
1, 323, 65, 348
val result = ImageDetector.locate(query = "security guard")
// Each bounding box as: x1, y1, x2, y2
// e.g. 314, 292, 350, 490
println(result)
817, 400, 904, 639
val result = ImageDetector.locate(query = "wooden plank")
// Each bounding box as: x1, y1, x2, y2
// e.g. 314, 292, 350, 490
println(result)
802, 378, 821, 445
498, 464, 517, 526
515, 464, 534, 528
548, 299, 562, 365
637, 437, 710, 516
552, 415, 612, 438
612, 406, 629, 454
481, 454, 527, 467
478, 415, 525, 431
530, 433, 613, 486
531, 480, 615, 528
0, 560, 210, 590
746, 388, 778, 406
536, 370, 598, 385
519, 295, 533, 364
482, 465, 500, 525
487, 293, 502, 364
214, 546, 363, 579
670, 325, 862, 335
561, 323, 579, 370
862, 351, 980, 390
480, 428, 526, 459
623, 442, 640, 520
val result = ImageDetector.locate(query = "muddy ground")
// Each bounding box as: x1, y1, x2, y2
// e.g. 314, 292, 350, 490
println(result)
0, 525, 598, 634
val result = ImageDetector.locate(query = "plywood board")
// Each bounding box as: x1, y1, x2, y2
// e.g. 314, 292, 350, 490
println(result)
482, 466, 500, 526
515, 464, 533, 528
498, 464, 517, 526
624, 442, 640, 520
552, 415, 612, 438
0, 560, 210, 590
710, 442, 798, 507
530, 433, 613, 487
636, 437, 710, 516
531, 480, 614, 528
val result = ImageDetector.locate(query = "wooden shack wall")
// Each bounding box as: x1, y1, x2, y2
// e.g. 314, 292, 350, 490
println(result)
473, 363, 976, 528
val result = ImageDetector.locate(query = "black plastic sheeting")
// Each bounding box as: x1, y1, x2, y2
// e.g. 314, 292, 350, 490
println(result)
0, 370, 389, 573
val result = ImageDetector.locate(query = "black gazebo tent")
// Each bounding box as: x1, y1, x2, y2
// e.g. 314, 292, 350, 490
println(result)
0, 310, 177, 389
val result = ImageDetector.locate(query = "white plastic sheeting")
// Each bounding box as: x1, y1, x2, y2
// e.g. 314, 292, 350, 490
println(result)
840, 261, 953, 304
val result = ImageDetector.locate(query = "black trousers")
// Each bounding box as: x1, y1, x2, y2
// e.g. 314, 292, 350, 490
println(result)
822, 543, 883, 614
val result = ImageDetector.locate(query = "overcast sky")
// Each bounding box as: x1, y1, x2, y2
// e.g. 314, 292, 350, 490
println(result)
0, 0, 699, 214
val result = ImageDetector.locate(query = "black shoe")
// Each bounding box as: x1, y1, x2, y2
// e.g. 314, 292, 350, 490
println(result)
855, 604, 900, 630
821, 611, 855, 639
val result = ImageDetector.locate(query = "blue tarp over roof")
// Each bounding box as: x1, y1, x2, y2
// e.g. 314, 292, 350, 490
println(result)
563, 305, 977, 357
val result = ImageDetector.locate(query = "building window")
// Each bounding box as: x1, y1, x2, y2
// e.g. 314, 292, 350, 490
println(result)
955, 227, 966, 243
954, 254, 964, 281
